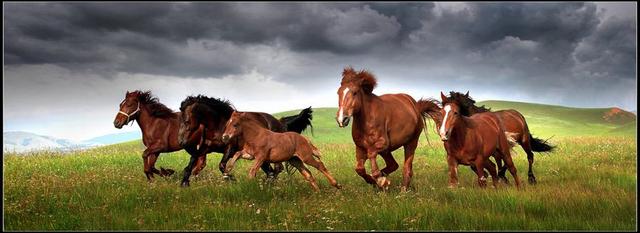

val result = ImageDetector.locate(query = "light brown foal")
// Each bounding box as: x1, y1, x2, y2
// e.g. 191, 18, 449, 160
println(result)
221, 111, 341, 191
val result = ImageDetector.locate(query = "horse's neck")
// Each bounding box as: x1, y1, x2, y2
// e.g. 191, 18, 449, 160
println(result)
353, 93, 382, 126
449, 117, 472, 147
239, 120, 268, 143
135, 105, 153, 134
135, 104, 174, 135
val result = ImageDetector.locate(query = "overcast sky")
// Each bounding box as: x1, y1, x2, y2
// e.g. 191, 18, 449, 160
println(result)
3, 2, 637, 141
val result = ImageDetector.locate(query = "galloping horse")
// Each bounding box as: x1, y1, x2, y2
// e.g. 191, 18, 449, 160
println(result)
438, 92, 521, 188
177, 95, 313, 187
335, 67, 437, 191
445, 91, 554, 184
113, 90, 206, 181
221, 111, 341, 191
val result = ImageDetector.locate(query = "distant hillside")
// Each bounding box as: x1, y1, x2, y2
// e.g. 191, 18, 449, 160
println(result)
477, 100, 636, 137
274, 101, 636, 143
83, 131, 141, 145
3, 131, 101, 153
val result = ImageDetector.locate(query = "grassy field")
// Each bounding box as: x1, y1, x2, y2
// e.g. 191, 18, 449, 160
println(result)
3, 101, 637, 231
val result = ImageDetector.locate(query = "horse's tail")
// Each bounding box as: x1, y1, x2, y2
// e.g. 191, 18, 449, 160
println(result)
280, 106, 313, 135
415, 98, 441, 144
530, 134, 555, 152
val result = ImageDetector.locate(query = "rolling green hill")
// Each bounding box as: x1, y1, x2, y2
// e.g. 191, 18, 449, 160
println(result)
276, 101, 636, 144
3, 100, 636, 231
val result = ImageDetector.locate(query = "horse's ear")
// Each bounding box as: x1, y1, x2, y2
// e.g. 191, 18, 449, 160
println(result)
465, 91, 469, 97
126, 91, 130, 95
440, 91, 447, 102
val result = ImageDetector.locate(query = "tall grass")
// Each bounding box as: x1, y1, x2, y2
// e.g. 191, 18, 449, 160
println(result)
3, 136, 636, 230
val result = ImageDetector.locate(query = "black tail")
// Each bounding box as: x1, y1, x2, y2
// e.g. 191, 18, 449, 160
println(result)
530, 134, 555, 152
279, 106, 313, 134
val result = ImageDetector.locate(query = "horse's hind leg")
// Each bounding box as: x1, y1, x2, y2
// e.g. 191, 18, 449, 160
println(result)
298, 153, 341, 189
483, 159, 499, 188
400, 137, 418, 192
498, 148, 521, 189
473, 157, 488, 188
495, 156, 509, 184
521, 135, 537, 184
289, 157, 320, 191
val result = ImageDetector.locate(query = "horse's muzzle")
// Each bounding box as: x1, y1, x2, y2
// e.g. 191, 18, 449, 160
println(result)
114, 120, 123, 129
336, 116, 351, 128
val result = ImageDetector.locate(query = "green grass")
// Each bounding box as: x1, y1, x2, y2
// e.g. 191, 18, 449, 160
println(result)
3, 101, 637, 231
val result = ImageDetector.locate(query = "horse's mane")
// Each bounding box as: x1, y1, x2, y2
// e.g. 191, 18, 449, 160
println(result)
133, 90, 175, 118
446, 91, 491, 116
341, 67, 377, 94
180, 95, 236, 122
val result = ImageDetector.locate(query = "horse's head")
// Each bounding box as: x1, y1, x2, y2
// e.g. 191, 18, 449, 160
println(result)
439, 91, 462, 141
221, 111, 244, 143
114, 91, 142, 129
336, 67, 377, 127
178, 100, 206, 150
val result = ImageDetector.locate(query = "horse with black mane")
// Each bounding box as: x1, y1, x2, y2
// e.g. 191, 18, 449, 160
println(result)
177, 95, 313, 187
437, 92, 521, 188
113, 90, 207, 181
444, 91, 554, 184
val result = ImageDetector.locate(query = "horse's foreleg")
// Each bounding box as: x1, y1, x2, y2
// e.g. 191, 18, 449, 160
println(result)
248, 155, 267, 179
354, 147, 376, 185
181, 155, 201, 187
447, 155, 459, 188
380, 152, 399, 176
220, 145, 237, 180
192, 154, 207, 177
224, 151, 244, 174
142, 149, 154, 181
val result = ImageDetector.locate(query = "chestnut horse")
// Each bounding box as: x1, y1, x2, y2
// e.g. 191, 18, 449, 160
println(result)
113, 90, 206, 181
177, 95, 313, 187
438, 92, 521, 188
443, 91, 554, 184
335, 67, 437, 191
221, 111, 341, 191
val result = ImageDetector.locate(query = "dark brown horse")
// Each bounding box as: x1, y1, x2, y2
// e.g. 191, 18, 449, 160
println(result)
438, 92, 521, 188
221, 111, 341, 191
177, 95, 313, 187
336, 67, 437, 191
444, 91, 554, 184
113, 90, 206, 181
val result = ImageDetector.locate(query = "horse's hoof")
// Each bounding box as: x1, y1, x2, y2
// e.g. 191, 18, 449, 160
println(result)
400, 186, 409, 193
180, 181, 190, 187
528, 176, 537, 185
222, 174, 236, 182
334, 184, 342, 189
376, 177, 391, 190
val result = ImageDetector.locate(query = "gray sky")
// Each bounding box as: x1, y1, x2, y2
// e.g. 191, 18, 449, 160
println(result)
3, 2, 637, 141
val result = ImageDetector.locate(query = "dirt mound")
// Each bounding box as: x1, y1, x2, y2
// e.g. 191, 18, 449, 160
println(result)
603, 107, 636, 124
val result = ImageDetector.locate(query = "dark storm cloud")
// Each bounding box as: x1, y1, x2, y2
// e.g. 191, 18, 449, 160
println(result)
4, 2, 636, 89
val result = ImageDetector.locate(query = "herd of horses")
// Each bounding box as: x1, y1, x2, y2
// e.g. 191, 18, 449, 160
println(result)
113, 67, 554, 191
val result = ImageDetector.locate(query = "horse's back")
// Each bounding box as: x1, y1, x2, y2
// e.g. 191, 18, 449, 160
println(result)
494, 109, 528, 139
243, 112, 286, 132
378, 93, 423, 149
